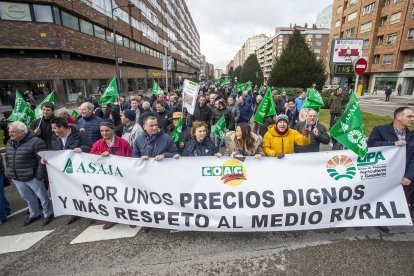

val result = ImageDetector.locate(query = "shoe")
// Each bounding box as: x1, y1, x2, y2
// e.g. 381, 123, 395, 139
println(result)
23, 216, 41, 226
102, 222, 115, 230
42, 215, 54, 226
66, 216, 79, 225
377, 226, 389, 233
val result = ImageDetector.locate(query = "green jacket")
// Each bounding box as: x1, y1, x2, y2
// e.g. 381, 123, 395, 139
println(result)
328, 93, 347, 114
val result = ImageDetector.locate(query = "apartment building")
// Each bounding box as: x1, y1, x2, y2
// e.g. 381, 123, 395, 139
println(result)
0, 0, 200, 107
228, 34, 269, 70
329, 0, 414, 95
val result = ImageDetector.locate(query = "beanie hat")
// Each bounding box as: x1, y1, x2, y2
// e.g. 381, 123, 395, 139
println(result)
275, 114, 289, 124
123, 109, 136, 121
99, 120, 115, 129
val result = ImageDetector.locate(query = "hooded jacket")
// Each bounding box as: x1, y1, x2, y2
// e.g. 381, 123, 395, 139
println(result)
262, 125, 310, 156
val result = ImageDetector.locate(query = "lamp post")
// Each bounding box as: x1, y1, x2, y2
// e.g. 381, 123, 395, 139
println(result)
110, 0, 134, 94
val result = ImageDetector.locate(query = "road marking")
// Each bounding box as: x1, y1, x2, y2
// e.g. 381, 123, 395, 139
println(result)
0, 230, 54, 255
70, 224, 141, 244
8, 207, 29, 218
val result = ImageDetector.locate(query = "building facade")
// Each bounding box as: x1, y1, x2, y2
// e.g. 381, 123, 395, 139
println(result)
316, 4, 333, 29
256, 25, 331, 83
329, 0, 414, 95
230, 34, 269, 69
0, 0, 200, 108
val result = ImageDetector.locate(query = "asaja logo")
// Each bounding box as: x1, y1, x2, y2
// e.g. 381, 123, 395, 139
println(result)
202, 159, 247, 186
326, 155, 356, 180
63, 158, 124, 177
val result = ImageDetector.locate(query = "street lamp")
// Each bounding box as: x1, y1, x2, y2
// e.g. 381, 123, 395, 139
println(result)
110, 0, 134, 94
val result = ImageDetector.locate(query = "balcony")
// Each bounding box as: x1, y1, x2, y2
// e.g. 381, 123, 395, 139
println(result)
404, 63, 414, 69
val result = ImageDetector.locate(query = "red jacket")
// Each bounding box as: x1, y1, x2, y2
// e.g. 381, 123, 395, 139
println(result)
90, 136, 132, 157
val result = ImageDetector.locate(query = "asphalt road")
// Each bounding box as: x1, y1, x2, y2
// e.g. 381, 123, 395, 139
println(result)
358, 93, 413, 117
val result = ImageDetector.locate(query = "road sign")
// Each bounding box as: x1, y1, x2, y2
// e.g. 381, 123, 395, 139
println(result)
354, 58, 368, 75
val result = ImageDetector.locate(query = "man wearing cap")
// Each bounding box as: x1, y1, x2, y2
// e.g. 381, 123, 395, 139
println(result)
263, 114, 311, 158
133, 116, 178, 161
294, 109, 330, 153
167, 112, 190, 152
90, 121, 132, 229
121, 109, 143, 148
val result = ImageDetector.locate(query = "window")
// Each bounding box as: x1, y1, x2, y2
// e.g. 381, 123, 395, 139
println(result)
383, 54, 393, 64
53, 6, 61, 25
360, 22, 372, 33
377, 36, 384, 45
345, 28, 355, 38
123, 37, 129, 48
408, 53, 414, 62
380, 16, 387, 26
335, 20, 341, 28
105, 30, 114, 42
130, 41, 136, 50
390, 12, 401, 24
362, 3, 375, 16
33, 5, 53, 23
349, 0, 359, 6
314, 49, 320, 54
393, 0, 401, 3
61, 11, 79, 31
0, 2, 31, 21
374, 54, 380, 64
337, 6, 342, 14
408, 29, 414, 40
116, 34, 123, 45
80, 19, 93, 36
363, 40, 369, 49
387, 33, 397, 44
315, 41, 321, 46
348, 12, 358, 22
385, 0, 390, 5
315, 34, 322, 39
94, 25, 105, 40
412, 6, 414, 18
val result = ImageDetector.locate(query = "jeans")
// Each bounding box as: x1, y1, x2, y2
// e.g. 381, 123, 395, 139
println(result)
14, 178, 53, 218
0, 170, 11, 221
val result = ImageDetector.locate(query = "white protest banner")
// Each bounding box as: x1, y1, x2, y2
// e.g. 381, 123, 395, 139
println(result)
42, 146, 412, 232
182, 79, 199, 115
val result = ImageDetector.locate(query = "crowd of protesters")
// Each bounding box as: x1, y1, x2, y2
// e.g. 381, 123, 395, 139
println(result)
0, 83, 413, 233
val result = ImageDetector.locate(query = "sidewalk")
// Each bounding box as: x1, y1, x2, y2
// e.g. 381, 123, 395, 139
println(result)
361, 92, 414, 105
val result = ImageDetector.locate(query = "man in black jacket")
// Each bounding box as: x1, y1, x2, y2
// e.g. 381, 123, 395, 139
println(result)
5, 122, 53, 226
31, 102, 55, 150
368, 107, 414, 218
191, 95, 212, 129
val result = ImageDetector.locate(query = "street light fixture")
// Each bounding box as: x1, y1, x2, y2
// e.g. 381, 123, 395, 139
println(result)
110, 0, 134, 94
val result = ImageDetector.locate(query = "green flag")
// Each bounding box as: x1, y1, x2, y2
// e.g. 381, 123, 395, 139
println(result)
214, 79, 221, 85
212, 115, 226, 141
34, 91, 55, 119
8, 91, 36, 126
152, 80, 164, 95
329, 92, 368, 158
245, 81, 252, 92
253, 88, 276, 124
170, 118, 183, 145
99, 77, 118, 105
236, 83, 245, 93
71, 110, 79, 118
302, 88, 325, 110
258, 84, 263, 93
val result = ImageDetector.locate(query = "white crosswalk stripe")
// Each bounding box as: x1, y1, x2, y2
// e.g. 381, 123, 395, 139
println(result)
0, 230, 54, 254
70, 224, 141, 244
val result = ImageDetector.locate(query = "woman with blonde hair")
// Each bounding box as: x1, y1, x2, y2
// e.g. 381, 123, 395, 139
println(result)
225, 123, 264, 159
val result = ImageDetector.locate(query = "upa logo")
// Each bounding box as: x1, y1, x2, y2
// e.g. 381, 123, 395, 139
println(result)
202, 159, 247, 186
326, 155, 356, 180
63, 158, 124, 177
357, 151, 387, 180
357, 151, 385, 167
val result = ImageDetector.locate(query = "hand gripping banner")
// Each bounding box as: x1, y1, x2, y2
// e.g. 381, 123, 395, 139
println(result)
41, 146, 412, 232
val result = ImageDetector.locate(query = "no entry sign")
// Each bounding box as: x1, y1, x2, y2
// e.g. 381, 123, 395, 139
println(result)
354, 58, 368, 75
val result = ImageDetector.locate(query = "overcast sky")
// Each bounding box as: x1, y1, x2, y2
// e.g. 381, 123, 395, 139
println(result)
185, 0, 334, 70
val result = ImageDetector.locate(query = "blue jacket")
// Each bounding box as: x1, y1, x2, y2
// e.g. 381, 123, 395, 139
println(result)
133, 131, 178, 158
77, 114, 103, 144
367, 123, 414, 180
237, 103, 253, 123
295, 97, 306, 113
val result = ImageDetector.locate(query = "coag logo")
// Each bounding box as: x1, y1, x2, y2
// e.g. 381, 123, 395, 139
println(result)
202, 159, 247, 186
326, 155, 356, 180
63, 158, 124, 177
357, 151, 385, 167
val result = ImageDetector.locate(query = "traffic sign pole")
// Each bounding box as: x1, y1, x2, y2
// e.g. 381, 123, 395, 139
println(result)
353, 58, 368, 96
